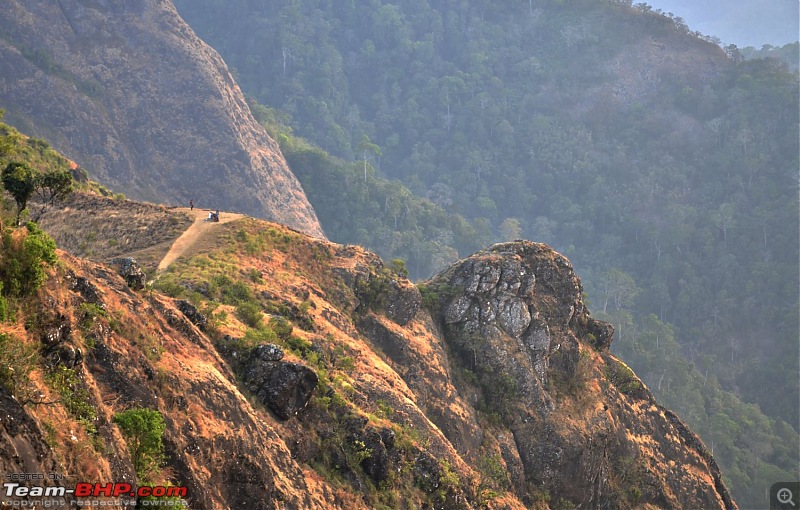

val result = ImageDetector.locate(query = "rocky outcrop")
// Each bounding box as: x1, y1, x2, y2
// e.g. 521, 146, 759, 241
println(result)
243, 344, 318, 420
426, 241, 735, 509
109, 257, 146, 290
175, 299, 208, 331
0, 0, 324, 238
0, 389, 74, 506
384, 279, 422, 326
39, 312, 72, 349
47, 343, 83, 369
66, 271, 104, 308
436, 242, 596, 413
360, 427, 394, 483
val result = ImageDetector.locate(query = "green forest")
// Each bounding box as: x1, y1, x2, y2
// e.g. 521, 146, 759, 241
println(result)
174, 0, 799, 506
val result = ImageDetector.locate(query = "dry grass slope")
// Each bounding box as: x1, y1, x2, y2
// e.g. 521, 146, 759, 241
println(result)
1, 199, 734, 509
36, 192, 192, 275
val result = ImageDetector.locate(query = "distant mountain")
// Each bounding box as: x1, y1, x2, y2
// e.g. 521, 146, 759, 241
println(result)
644, 0, 799, 47
0, 0, 324, 238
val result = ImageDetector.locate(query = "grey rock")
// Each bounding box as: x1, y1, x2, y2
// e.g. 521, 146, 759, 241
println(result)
68, 273, 104, 308
109, 257, 146, 290
384, 279, 422, 326
47, 344, 82, 369
175, 299, 208, 331
498, 299, 531, 337
444, 295, 472, 324
523, 321, 551, 382
243, 350, 317, 420
361, 428, 390, 483
40, 314, 71, 348
480, 299, 498, 323
476, 264, 502, 293
250, 343, 284, 362
524, 321, 551, 352
582, 317, 614, 351
379, 427, 396, 449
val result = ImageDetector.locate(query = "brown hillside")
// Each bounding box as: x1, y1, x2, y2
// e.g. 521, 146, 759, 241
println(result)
0, 209, 735, 509
35, 192, 193, 276
0, 0, 324, 238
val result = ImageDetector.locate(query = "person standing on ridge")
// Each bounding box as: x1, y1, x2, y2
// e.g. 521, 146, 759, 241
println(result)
189, 199, 194, 210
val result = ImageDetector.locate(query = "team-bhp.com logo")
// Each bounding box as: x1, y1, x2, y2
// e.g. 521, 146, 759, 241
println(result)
3, 481, 188, 507
73, 483, 186, 499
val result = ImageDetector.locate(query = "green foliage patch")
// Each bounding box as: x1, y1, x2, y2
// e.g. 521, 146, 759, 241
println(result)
603, 360, 642, 396
478, 452, 511, 498
0, 222, 57, 297
113, 408, 166, 482
46, 365, 96, 434
235, 300, 263, 328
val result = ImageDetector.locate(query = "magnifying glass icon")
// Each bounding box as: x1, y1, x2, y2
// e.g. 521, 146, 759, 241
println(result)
778, 487, 796, 507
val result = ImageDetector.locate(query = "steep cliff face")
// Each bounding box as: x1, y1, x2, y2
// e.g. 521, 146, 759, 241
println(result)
0, 0, 324, 238
0, 202, 735, 509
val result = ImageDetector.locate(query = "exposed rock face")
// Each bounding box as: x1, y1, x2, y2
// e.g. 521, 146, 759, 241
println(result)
426, 241, 736, 509
0, 390, 73, 506
243, 344, 318, 420
109, 257, 146, 290
47, 344, 83, 369
0, 0, 324, 238
39, 312, 72, 348
438, 242, 594, 412
360, 427, 394, 483
384, 279, 422, 326
175, 299, 207, 331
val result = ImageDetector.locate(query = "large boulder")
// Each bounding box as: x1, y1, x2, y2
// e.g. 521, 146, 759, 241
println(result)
243, 345, 318, 420
109, 257, 146, 290
384, 278, 422, 326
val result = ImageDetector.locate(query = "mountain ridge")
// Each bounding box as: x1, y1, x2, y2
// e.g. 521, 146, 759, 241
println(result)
0, 0, 792, 506
0, 182, 736, 509
0, 0, 324, 238
0, 180, 736, 508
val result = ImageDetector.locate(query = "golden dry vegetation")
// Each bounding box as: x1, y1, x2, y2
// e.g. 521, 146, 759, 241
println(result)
0, 203, 735, 509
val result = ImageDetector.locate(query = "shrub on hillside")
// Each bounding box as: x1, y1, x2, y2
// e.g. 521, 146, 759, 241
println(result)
0, 222, 57, 297
113, 407, 166, 481
235, 300, 263, 328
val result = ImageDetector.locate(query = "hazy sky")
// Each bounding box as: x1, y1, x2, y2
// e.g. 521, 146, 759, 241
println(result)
643, 0, 799, 47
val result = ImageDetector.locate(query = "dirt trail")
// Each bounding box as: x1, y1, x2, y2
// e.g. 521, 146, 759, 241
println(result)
156, 208, 244, 273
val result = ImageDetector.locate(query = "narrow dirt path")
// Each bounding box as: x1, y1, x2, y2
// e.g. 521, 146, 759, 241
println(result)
156, 208, 244, 273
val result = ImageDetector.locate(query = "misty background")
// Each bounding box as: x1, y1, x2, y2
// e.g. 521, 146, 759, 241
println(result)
644, 0, 799, 47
